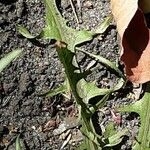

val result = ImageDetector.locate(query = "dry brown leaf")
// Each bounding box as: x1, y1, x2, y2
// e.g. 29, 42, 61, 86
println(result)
111, 0, 150, 83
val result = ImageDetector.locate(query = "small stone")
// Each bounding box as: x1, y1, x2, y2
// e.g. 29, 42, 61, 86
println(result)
3, 82, 15, 94
53, 123, 67, 135
31, 126, 36, 130
84, 1, 93, 9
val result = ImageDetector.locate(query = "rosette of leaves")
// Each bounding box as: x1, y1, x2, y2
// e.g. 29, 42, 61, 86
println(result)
18, 0, 126, 149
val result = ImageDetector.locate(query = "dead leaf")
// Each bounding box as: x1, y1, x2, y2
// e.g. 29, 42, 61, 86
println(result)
111, 0, 150, 83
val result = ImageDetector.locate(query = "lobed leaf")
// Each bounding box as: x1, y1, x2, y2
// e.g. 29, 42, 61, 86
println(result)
41, 0, 112, 52
18, 0, 112, 53
118, 83, 150, 149
105, 129, 128, 147
77, 78, 124, 104
18, 0, 124, 149
76, 48, 125, 79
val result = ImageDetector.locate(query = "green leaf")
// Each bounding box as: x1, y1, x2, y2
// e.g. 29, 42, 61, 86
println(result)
15, 135, 22, 150
57, 47, 85, 104
39, 84, 67, 97
18, 0, 111, 53
41, 0, 112, 52
80, 124, 103, 149
100, 122, 128, 147
104, 129, 128, 147
57, 46, 102, 149
76, 48, 125, 79
105, 128, 128, 147
94, 15, 113, 34
76, 140, 87, 150
90, 94, 110, 113
76, 138, 102, 150
77, 79, 111, 103
17, 25, 35, 39
0, 49, 22, 73
54, 23, 124, 150
18, 1, 121, 149
77, 78, 124, 104
118, 83, 150, 150
40, 0, 87, 51
39, 79, 70, 97
103, 122, 116, 139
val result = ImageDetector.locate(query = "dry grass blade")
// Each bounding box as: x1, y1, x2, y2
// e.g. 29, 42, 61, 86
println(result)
69, 0, 79, 24
77, 0, 81, 11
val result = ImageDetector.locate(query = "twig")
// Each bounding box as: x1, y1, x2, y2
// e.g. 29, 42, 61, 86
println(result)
69, 0, 79, 24
77, 0, 81, 11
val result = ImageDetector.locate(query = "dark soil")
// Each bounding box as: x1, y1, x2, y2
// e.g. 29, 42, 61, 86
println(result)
0, 0, 140, 150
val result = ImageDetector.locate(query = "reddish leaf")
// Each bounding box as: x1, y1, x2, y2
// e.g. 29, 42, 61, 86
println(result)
111, 0, 150, 83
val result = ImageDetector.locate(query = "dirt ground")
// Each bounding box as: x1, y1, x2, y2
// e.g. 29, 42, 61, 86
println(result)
0, 0, 140, 149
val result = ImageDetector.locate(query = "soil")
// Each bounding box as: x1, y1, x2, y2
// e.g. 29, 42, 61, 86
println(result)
0, 0, 140, 150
